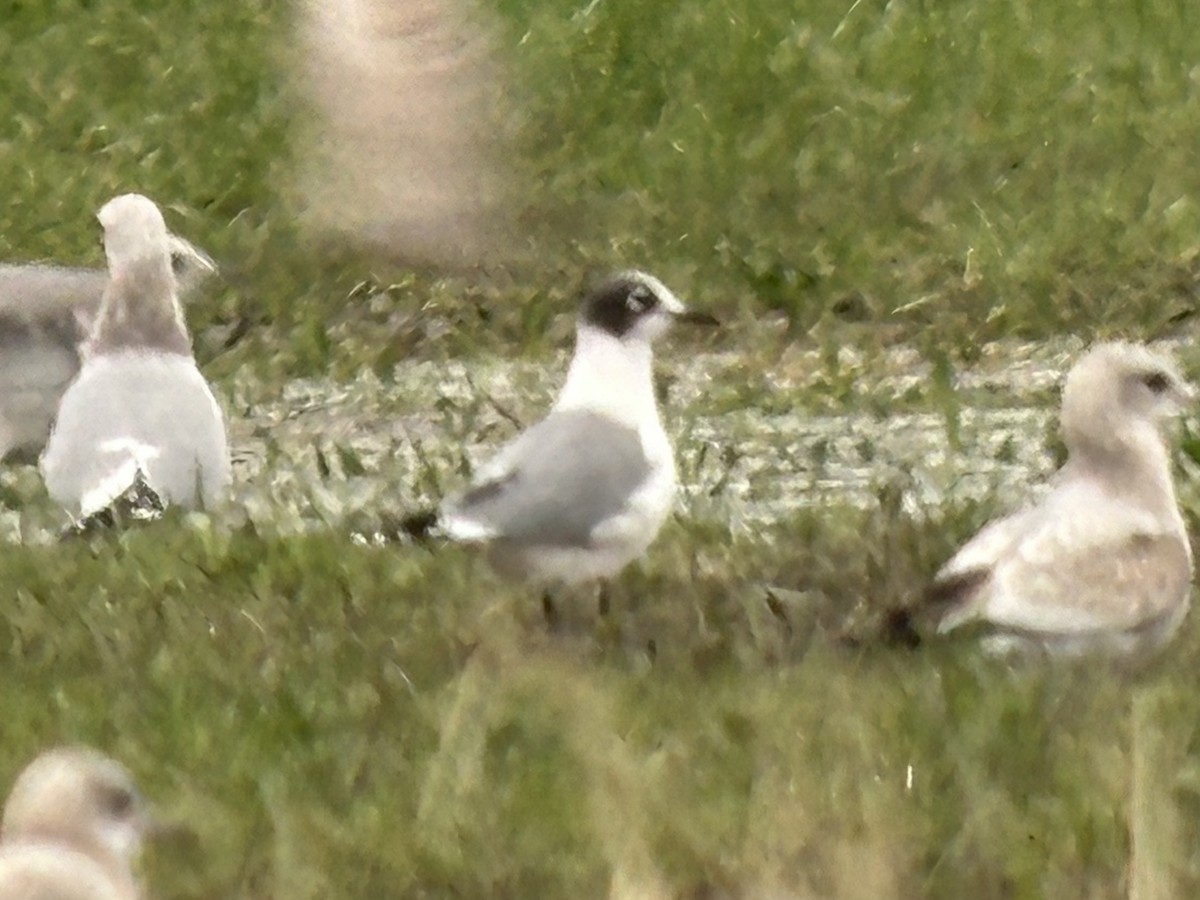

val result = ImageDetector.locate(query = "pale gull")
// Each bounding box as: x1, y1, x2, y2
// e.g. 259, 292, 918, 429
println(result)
41, 194, 231, 520
437, 271, 717, 594
931, 341, 1194, 655
0, 747, 154, 900
293, 0, 523, 266
0, 235, 216, 463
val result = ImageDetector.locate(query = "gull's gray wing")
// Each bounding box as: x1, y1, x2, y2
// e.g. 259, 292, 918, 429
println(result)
0, 264, 106, 316
0, 251, 214, 343
443, 410, 651, 547
41, 353, 231, 517
0, 266, 103, 460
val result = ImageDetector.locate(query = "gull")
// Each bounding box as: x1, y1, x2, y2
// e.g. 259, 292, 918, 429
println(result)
293, 0, 523, 267
41, 194, 231, 520
0, 747, 154, 900
0, 235, 216, 463
931, 341, 1194, 655
437, 271, 717, 601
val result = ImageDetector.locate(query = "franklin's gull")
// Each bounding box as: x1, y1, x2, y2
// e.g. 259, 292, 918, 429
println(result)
438, 271, 717, 591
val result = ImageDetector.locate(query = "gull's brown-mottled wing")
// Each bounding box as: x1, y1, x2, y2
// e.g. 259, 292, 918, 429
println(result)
952, 527, 1191, 637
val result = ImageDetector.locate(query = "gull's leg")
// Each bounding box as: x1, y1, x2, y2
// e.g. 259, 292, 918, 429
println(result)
542, 592, 559, 630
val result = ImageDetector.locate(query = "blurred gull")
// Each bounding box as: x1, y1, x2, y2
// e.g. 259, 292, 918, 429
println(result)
436, 272, 717, 600
931, 341, 1194, 655
41, 194, 231, 520
0, 235, 216, 463
0, 747, 154, 900
294, 0, 521, 266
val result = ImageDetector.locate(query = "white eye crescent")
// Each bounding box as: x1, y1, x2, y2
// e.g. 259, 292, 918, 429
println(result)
626, 287, 655, 312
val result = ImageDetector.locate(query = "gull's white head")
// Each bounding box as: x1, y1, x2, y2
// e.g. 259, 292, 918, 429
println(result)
1061, 341, 1193, 459
578, 271, 718, 344
2, 748, 150, 869
98, 194, 170, 273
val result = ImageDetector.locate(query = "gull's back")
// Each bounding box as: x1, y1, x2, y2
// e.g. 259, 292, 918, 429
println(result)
0, 266, 105, 321
41, 352, 231, 517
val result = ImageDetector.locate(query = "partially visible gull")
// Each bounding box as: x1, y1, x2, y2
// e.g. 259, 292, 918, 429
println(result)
437, 271, 717, 592
0, 747, 154, 900
0, 234, 216, 462
931, 341, 1194, 656
294, 0, 522, 266
41, 194, 230, 520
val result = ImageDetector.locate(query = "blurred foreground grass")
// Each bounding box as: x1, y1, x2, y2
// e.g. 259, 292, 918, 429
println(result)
8, 501, 1200, 899
5, 0, 1200, 897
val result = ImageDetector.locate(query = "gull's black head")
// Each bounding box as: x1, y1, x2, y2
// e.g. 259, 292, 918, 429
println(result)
578, 270, 716, 342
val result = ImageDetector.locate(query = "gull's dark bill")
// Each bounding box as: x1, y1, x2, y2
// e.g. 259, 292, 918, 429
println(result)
672, 309, 720, 327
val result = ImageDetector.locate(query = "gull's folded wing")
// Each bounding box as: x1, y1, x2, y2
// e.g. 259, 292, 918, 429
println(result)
443, 410, 650, 547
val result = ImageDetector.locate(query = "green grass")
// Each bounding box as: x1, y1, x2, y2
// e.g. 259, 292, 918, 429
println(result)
6, 502, 1200, 898
4, 0, 1200, 373
5, 0, 1200, 897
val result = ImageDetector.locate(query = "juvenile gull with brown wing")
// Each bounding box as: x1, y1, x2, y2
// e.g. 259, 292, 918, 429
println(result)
0, 747, 155, 900
932, 341, 1194, 655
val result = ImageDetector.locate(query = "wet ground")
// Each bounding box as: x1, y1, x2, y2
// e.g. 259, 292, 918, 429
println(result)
222, 336, 1086, 530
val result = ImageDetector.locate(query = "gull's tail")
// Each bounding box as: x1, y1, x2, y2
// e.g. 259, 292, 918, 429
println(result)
348, 507, 442, 545
62, 470, 165, 539
398, 508, 441, 541
927, 567, 992, 633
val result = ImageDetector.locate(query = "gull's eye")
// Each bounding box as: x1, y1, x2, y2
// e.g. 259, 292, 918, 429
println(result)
1141, 371, 1172, 394
99, 784, 136, 819
626, 287, 656, 313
